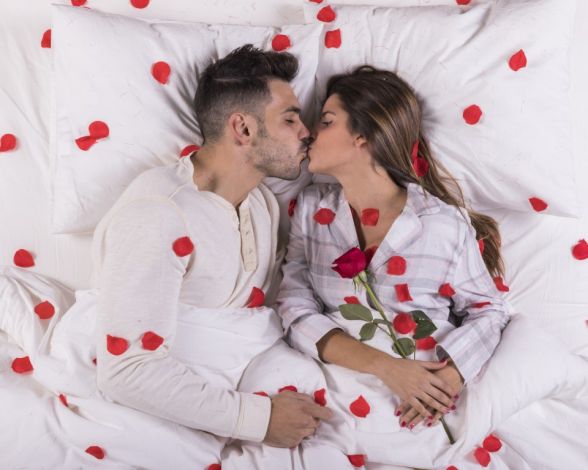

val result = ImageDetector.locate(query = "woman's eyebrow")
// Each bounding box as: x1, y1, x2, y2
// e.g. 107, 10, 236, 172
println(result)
282, 106, 302, 114
321, 111, 336, 116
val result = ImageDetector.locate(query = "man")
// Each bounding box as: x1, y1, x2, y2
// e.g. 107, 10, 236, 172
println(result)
94, 44, 331, 454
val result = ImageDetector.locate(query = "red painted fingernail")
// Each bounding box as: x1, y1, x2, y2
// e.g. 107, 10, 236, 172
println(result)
409, 423, 415, 429
401, 421, 406, 427
454, 394, 460, 400
451, 405, 456, 411
395, 410, 401, 417
427, 422, 432, 427
428, 415, 434, 420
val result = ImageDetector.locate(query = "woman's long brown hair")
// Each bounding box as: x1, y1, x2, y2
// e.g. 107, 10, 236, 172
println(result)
325, 65, 504, 278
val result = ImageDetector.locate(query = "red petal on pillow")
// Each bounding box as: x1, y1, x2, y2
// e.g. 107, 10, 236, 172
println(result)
387, 256, 407, 275
180, 144, 200, 158
106, 335, 129, 356
349, 395, 371, 418
344, 296, 361, 304
364, 246, 377, 266
131, 0, 150, 8
151, 61, 171, 84
415, 336, 437, 350
75, 136, 96, 151
325, 29, 342, 49
71, 0, 86, 5
463, 105, 482, 125
483, 434, 502, 452
470, 301, 491, 308
88, 121, 109, 139
317, 6, 336, 22
313, 208, 336, 225
347, 454, 366, 467
508, 49, 527, 72
394, 284, 413, 302
254, 391, 268, 397
412, 156, 429, 177
172, 236, 195, 257
314, 388, 327, 406
493, 276, 510, 292
438, 283, 456, 297
41, 29, 52, 48
474, 447, 491, 467
13, 249, 35, 268
85, 446, 105, 460
59, 393, 68, 407
206, 465, 221, 470
288, 199, 297, 217
309, 0, 324, 3
246, 287, 265, 308
278, 385, 298, 393
572, 239, 588, 260
361, 208, 379, 226
528, 197, 548, 212
0, 133, 18, 152
272, 34, 291, 52
141, 331, 164, 351
92, 357, 97, 365
11, 356, 34, 374
34, 301, 55, 320
478, 239, 485, 254
447, 466, 459, 470
392, 312, 417, 334
456, 0, 471, 4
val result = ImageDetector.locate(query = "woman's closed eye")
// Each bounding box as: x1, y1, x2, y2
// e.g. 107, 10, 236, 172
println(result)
321, 121, 332, 127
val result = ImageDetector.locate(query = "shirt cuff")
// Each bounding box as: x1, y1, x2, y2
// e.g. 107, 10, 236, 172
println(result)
232, 392, 272, 442
287, 312, 343, 361
435, 342, 477, 385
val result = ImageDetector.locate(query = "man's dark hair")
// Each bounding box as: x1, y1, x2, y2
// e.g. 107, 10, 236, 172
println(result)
193, 44, 299, 144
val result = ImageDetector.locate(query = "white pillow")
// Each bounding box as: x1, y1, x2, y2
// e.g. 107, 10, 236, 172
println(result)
51, 5, 321, 234
304, 0, 579, 217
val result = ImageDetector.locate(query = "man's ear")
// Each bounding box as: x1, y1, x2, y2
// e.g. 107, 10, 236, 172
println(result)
227, 113, 257, 146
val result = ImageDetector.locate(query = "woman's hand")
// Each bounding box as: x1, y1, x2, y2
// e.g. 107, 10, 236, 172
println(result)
395, 361, 464, 430
373, 355, 455, 425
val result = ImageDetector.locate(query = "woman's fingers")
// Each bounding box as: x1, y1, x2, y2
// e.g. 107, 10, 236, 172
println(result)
430, 375, 454, 398
426, 384, 454, 408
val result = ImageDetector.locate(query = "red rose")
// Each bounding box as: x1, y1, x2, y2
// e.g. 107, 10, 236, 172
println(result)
332, 248, 367, 279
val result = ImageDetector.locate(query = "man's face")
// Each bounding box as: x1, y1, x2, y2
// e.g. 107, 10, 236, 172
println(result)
249, 79, 311, 180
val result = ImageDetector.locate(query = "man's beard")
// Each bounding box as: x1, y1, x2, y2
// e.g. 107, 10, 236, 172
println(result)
250, 128, 304, 181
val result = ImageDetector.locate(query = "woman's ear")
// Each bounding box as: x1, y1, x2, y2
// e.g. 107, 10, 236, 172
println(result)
354, 134, 368, 148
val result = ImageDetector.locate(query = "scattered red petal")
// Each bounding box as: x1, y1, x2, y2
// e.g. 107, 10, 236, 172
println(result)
34, 301, 55, 320
493, 277, 510, 292
483, 434, 502, 452
364, 246, 377, 266
314, 388, 327, 406
456, 0, 471, 4
447, 466, 459, 470
361, 208, 379, 226
75, 135, 97, 151
11, 356, 34, 374
474, 447, 491, 467
288, 199, 297, 217
392, 313, 417, 334
313, 208, 336, 225
180, 144, 200, 158
470, 301, 491, 309
151, 61, 171, 84
254, 391, 268, 397
317, 5, 336, 22
131, 0, 150, 8
324, 29, 342, 49
347, 454, 366, 467
349, 395, 370, 418
206, 464, 221, 470
572, 239, 588, 260
394, 284, 413, 302
509, 50, 527, 72
463, 105, 483, 125
412, 156, 429, 177
528, 197, 548, 212
59, 393, 68, 407
439, 283, 456, 297
415, 336, 437, 350
41, 29, 52, 48
246, 287, 265, 308
278, 385, 298, 393
309, 0, 323, 3
0, 133, 18, 152
85, 446, 105, 460
411, 140, 419, 160
172, 236, 195, 257
344, 296, 361, 304
141, 331, 164, 351
71, 0, 86, 5
106, 335, 129, 356
13, 249, 35, 268
88, 121, 109, 139
92, 357, 97, 365
387, 256, 407, 275
478, 239, 485, 254
272, 34, 291, 52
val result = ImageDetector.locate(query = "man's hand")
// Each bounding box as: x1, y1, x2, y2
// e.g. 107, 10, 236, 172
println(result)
396, 361, 464, 430
263, 391, 333, 448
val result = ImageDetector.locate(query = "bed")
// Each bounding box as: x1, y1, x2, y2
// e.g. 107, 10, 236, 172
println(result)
0, 0, 586, 468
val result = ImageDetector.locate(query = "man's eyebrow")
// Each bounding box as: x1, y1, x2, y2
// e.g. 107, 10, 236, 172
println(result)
282, 106, 301, 114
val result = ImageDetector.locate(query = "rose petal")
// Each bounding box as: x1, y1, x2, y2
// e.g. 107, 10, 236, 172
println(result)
246, 287, 265, 308
141, 331, 164, 351
324, 29, 342, 49
509, 49, 527, 72
11, 356, 34, 374
180, 144, 200, 158
463, 105, 482, 125
172, 236, 194, 257
254, 391, 268, 397
309, 0, 323, 3
106, 335, 129, 356
85, 446, 105, 460
206, 465, 221, 470
572, 239, 588, 260
349, 395, 370, 418
344, 296, 361, 304
313, 208, 336, 225
474, 447, 491, 467
394, 284, 413, 302
71, 0, 86, 5
41, 29, 52, 48
528, 197, 548, 212
364, 246, 377, 266
438, 283, 456, 297
314, 388, 327, 406
13, 249, 35, 268
131, 0, 150, 8
483, 434, 502, 452
493, 276, 510, 292
151, 61, 171, 84
456, 0, 471, 4
478, 239, 485, 254
0, 133, 17, 152
361, 208, 379, 226
75, 135, 97, 151
392, 312, 417, 334
411, 140, 419, 160
278, 385, 298, 393
59, 393, 68, 407
387, 256, 407, 275
288, 199, 297, 217
34, 301, 55, 320
88, 121, 109, 139
347, 454, 366, 467
415, 336, 437, 350
412, 156, 429, 177
271, 34, 291, 52
317, 5, 336, 22
470, 301, 492, 309
447, 466, 459, 470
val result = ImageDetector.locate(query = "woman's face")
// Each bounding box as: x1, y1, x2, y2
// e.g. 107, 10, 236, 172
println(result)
308, 93, 365, 176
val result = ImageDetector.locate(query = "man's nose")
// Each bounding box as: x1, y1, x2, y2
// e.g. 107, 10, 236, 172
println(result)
302, 135, 315, 147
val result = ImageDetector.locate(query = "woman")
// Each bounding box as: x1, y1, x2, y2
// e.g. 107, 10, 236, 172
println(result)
277, 65, 510, 439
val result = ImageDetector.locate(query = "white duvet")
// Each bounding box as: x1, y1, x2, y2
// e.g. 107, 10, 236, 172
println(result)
1, 266, 587, 469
